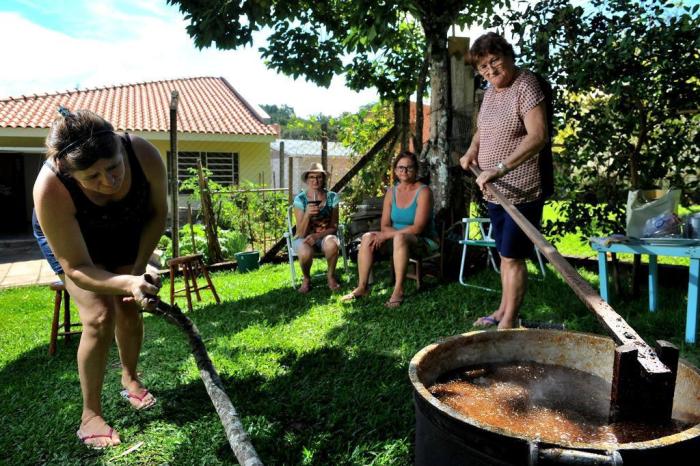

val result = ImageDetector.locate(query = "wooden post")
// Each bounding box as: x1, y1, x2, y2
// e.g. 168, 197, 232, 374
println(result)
187, 203, 197, 255
287, 155, 293, 204
321, 122, 328, 171
169, 90, 180, 258
196, 160, 224, 263
449, 36, 473, 156
279, 141, 285, 193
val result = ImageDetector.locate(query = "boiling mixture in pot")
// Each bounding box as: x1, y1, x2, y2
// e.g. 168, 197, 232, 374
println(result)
429, 362, 697, 444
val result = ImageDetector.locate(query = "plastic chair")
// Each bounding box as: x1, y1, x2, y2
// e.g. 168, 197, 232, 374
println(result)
458, 217, 546, 292
284, 205, 348, 288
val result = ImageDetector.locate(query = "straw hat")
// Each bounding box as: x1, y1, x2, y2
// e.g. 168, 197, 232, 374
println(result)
301, 162, 330, 183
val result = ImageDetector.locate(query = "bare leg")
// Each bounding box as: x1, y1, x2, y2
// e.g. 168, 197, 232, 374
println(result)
388, 233, 418, 306
297, 242, 314, 293
322, 235, 340, 290
63, 277, 121, 448
497, 256, 527, 329
343, 232, 375, 299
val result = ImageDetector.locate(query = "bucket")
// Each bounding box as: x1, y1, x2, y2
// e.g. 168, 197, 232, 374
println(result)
409, 330, 700, 465
234, 251, 259, 273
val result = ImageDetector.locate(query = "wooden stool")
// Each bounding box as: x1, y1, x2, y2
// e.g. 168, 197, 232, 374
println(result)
48, 281, 82, 356
168, 254, 221, 312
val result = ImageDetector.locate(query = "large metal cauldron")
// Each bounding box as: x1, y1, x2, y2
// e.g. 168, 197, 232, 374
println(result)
409, 329, 700, 466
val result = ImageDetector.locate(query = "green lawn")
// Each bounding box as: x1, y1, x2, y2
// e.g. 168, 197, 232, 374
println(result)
0, 261, 698, 465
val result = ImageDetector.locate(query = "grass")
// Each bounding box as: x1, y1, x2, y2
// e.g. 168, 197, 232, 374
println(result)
1, 259, 698, 465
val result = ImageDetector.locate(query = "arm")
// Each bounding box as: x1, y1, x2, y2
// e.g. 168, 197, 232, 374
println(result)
129, 136, 168, 275
33, 169, 158, 305
475, 102, 547, 190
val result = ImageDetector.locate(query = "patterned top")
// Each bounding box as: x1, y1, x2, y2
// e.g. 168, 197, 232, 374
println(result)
477, 69, 545, 204
293, 190, 340, 236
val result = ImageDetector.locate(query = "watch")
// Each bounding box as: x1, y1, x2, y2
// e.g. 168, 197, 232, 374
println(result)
496, 161, 509, 175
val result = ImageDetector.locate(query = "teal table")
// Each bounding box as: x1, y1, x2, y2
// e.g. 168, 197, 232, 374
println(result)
590, 239, 700, 344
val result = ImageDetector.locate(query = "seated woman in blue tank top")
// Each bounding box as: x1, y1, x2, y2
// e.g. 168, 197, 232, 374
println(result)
342, 152, 438, 308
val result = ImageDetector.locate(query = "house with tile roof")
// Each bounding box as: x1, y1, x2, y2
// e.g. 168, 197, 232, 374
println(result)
0, 76, 277, 235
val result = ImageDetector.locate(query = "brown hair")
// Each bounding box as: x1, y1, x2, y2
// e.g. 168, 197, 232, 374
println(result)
392, 151, 418, 171
46, 108, 118, 172
468, 32, 515, 65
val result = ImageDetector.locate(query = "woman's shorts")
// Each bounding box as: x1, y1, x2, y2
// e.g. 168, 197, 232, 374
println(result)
293, 235, 339, 254
32, 210, 64, 275
487, 199, 544, 259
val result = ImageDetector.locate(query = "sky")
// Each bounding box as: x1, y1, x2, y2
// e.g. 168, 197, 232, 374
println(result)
0, 0, 379, 118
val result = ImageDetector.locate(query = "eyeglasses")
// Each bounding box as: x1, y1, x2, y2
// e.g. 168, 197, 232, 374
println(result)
477, 56, 503, 75
396, 165, 416, 173
307, 175, 324, 181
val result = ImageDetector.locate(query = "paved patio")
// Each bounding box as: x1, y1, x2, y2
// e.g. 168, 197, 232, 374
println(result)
0, 238, 58, 289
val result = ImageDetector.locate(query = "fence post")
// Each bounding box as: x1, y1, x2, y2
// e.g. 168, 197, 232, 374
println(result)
288, 156, 293, 204
321, 122, 328, 171
169, 90, 180, 258
279, 141, 285, 191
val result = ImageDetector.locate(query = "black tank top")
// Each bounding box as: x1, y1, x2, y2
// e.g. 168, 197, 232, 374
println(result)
47, 133, 152, 269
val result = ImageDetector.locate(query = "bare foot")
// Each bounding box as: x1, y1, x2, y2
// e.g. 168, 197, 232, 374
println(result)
77, 415, 120, 449
341, 288, 369, 301
327, 276, 341, 291
298, 278, 312, 294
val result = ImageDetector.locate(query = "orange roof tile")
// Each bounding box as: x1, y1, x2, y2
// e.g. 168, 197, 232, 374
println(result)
0, 77, 276, 136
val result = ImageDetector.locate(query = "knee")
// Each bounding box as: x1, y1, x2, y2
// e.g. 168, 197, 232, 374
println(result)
82, 303, 114, 334
393, 233, 408, 248
323, 237, 339, 255
360, 232, 374, 248
297, 245, 313, 261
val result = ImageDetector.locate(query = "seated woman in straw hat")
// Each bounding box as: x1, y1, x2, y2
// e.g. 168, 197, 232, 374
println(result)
292, 162, 341, 293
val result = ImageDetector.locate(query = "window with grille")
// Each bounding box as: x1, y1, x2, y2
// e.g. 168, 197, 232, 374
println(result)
173, 151, 239, 191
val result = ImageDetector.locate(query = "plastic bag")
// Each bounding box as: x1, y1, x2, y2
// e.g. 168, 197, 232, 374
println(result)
626, 189, 681, 238
642, 213, 682, 238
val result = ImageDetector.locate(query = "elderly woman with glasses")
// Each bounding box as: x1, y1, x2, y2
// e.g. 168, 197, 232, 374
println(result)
343, 152, 438, 308
460, 32, 550, 330
293, 162, 341, 293
32, 108, 167, 448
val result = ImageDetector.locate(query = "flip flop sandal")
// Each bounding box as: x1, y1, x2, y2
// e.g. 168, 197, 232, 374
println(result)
77, 427, 117, 450
473, 315, 500, 328
120, 389, 157, 410
341, 291, 366, 302
384, 299, 403, 308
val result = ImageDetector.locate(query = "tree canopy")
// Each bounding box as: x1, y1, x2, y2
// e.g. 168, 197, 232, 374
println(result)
498, 0, 700, 239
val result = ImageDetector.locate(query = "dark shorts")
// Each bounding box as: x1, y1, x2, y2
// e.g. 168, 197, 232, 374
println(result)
487, 199, 544, 259
32, 210, 64, 275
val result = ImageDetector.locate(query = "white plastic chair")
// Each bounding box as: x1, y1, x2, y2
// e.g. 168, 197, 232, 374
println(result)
458, 217, 546, 292
283, 205, 348, 288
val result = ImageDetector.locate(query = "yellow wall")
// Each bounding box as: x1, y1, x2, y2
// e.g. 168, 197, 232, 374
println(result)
150, 139, 273, 186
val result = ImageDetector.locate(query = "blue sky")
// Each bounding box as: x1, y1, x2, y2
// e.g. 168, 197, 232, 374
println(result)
0, 0, 378, 117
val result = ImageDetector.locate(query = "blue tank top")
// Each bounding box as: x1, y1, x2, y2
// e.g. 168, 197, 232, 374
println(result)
390, 184, 436, 237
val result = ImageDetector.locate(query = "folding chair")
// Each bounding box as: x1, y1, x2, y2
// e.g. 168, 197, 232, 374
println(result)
458, 217, 546, 291
283, 205, 348, 288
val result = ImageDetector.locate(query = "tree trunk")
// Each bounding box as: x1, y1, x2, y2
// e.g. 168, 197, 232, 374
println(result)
413, 46, 430, 156
421, 26, 466, 226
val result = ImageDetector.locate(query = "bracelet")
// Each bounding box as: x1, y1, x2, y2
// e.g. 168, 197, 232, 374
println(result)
496, 161, 509, 175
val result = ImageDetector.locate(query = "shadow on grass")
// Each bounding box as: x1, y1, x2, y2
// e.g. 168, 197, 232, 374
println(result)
0, 261, 696, 465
